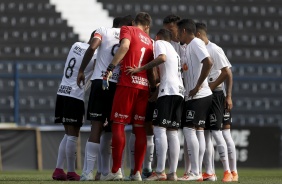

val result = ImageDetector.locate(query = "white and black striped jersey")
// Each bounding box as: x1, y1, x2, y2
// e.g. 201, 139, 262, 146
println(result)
57, 42, 95, 101
154, 40, 184, 98
182, 38, 212, 100
206, 41, 232, 91
90, 27, 121, 83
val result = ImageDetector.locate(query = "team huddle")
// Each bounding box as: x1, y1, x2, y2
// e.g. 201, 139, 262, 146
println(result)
52, 12, 238, 182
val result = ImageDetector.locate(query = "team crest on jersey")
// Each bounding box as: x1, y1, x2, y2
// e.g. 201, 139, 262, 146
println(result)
186, 110, 195, 119
139, 33, 150, 45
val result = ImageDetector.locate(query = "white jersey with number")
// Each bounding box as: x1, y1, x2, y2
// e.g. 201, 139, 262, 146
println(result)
90, 27, 121, 83
171, 41, 186, 65
154, 40, 184, 98
206, 41, 232, 91
182, 38, 212, 100
57, 42, 95, 101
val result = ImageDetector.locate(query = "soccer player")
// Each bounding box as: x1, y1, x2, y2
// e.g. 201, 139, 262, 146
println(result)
101, 12, 155, 181
76, 15, 133, 181
195, 22, 233, 182
177, 19, 213, 181
163, 14, 191, 180
52, 31, 96, 181
126, 28, 184, 181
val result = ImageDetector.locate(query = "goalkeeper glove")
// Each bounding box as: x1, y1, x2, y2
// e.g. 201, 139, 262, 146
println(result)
102, 64, 115, 90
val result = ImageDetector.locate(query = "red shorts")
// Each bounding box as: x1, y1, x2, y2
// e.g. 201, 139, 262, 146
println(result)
111, 85, 149, 125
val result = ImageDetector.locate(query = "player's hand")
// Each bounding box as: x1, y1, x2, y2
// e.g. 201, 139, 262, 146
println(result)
125, 65, 141, 75
189, 85, 202, 99
77, 71, 85, 89
209, 82, 216, 91
102, 70, 112, 90
148, 83, 160, 102
225, 95, 233, 111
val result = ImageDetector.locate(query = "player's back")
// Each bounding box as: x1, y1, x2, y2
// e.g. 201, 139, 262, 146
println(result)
58, 42, 94, 101
91, 27, 121, 83
118, 26, 154, 90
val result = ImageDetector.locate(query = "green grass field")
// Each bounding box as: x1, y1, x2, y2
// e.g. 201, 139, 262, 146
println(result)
0, 168, 281, 184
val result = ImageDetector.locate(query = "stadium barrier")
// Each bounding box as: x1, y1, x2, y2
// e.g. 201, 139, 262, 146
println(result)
0, 125, 280, 170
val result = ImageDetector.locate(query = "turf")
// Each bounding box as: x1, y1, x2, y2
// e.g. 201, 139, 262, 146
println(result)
0, 168, 281, 184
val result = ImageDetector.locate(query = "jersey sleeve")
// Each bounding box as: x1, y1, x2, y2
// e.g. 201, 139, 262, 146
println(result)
94, 27, 105, 40
120, 26, 131, 42
211, 46, 231, 70
154, 41, 167, 59
193, 39, 210, 63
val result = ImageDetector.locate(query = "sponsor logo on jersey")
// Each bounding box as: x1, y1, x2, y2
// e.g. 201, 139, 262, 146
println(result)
139, 33, 151, 45
179, 85, 185, 95
62, 117, 77, 123
114, 31, 120, 39
58, 85, 72, 95
198, 120, 205, 125
153, 109, 158, 118
131, 76, 148, 86
186, 110, 195, 119
210, 114, 217, 123
134, 114, 145, 121
73, 46, 86, 56
114, 112, 129, 119
89, 113, 102, 117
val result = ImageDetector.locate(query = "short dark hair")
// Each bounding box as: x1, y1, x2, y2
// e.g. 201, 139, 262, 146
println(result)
134, 12, 152, 26
163, 14, 181, 24
119, 15, 134, 27
177, 19, 196, 35
195, 22, 207, 33
156, 28, 172, 41
113, 16, 123, 28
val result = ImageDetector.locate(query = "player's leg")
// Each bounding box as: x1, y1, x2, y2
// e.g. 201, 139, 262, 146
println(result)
166, 95, 183, 181
52, 95, 68, 180
222, 110, 238, 181
65, 124, 81, 181
99, 131, 112, 178
203, 129, 216, 181
142, 101, 156, 178
209, 91, 232, 182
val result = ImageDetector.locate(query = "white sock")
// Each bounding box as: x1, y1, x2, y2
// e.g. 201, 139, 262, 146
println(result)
56, 134, 67, 169
100, 132, 112, 175
143, 135, 154, 171
183, 138, 191, 174
204, 130, 214, 174
183, 127, 199, 175
167, 130, 180, 173
66, 135, 78, 172
85, 141, 99, 174
222, 129, 237, 173
82, 139, 88, 172
196, 130, 205, 175
154, 126, 167, 173
212, 130, 230, 172
129, 133, 136, 171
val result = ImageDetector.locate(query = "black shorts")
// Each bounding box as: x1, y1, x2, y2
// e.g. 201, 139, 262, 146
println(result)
54, 95, 84, 127
206, 91, 225, 130
145, 101, 156, 122
223, 108, 232, 125
152, 95, 184, 129
87, 79, 117, 132
182, 95, 212, 128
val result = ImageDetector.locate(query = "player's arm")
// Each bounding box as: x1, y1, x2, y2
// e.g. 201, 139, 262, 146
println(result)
77, 38, 101, 88
125, 54, 166, 74
102, 38, 130, 90
209, 66, 229, 91
189, 57, 213, 97
225, 67, 233, 110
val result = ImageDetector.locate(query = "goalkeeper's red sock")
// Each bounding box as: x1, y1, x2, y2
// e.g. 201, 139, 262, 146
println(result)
111, 123, 125, 173
133, 126, 147, 174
